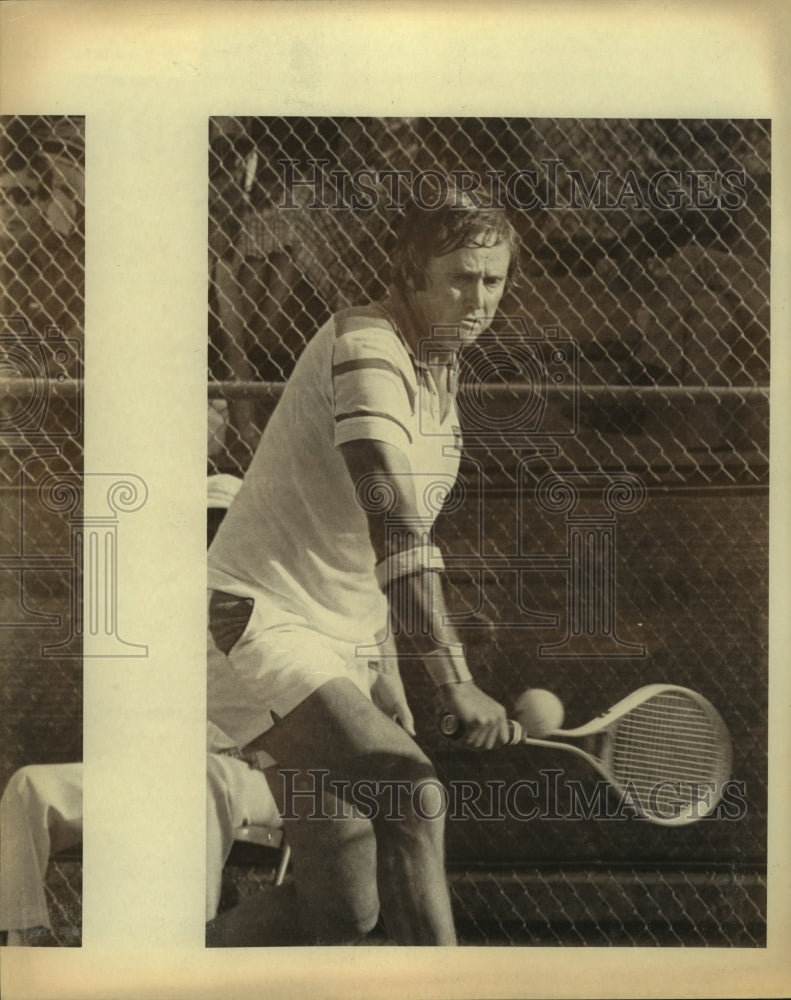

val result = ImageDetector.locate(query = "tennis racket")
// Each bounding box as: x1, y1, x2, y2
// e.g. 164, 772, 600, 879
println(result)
441, 684, 732, 826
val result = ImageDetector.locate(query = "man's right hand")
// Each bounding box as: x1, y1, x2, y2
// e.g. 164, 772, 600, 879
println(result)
436, 681, 509, 750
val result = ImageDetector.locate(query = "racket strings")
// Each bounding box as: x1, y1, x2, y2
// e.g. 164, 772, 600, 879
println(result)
608, 692, 730, 821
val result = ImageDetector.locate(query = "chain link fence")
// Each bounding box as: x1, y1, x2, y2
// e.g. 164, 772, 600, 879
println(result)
208, 117, 769, 946
1, 115, 84, 946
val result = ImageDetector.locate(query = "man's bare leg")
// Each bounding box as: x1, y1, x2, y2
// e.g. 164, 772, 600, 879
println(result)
251, 678, 457, 946
264, 768, 379, 945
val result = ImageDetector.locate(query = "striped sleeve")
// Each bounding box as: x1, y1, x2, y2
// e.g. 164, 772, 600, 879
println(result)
331, 311, 417, 451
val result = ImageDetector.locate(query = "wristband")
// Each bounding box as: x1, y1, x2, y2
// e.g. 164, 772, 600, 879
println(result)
374, 544, 444, 590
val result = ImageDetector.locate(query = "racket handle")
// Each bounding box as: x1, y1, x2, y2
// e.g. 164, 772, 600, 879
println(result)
439, 713, 461, 738
439, 714, 523, 745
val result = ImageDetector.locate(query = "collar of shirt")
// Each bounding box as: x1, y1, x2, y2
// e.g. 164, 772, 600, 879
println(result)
380, 287, 459, 370
379, 288, 458, 423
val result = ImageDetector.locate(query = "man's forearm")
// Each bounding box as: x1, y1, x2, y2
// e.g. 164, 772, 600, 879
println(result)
376, 544, 472, 686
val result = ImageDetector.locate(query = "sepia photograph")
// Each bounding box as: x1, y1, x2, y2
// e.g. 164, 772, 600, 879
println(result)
204, 116, 768, 948
0, 2, 788, 998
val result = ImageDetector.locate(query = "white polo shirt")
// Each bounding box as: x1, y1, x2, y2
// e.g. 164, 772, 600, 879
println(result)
208, 299, 461, 645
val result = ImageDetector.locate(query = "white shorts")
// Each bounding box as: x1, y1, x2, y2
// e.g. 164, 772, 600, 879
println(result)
207, 587, 379, 754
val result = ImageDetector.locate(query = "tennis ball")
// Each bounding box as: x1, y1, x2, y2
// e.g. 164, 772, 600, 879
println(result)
513, 689, 565, 738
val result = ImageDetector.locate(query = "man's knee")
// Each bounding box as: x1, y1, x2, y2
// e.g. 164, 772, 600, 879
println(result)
362, 749, 448, 840
366, 743, 437, 788
1, 766, 53, 817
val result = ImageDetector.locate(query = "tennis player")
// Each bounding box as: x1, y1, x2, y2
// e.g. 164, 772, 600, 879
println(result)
207, 190, 519, 945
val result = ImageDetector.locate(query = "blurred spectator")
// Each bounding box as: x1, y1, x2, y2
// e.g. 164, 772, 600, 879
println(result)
0, 724, 282, 945
0, 117, 84, 342
0, 762, 82, 945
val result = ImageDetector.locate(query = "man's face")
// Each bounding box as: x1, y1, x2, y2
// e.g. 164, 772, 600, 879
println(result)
412, 240, 510, 352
